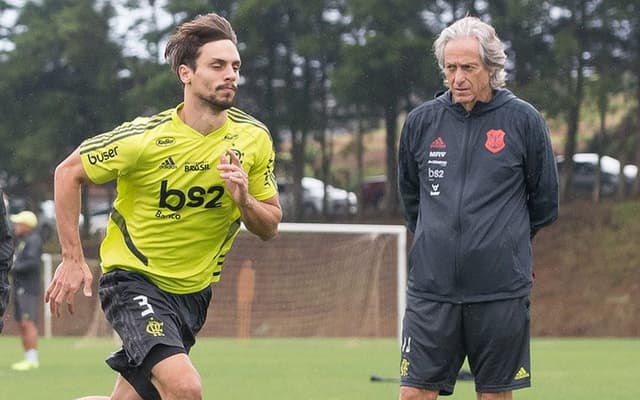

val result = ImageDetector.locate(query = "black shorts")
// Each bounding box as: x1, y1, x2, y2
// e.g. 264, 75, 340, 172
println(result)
99, 269, 212, 400
13, 286, 39, 322
399, 295, 531, 395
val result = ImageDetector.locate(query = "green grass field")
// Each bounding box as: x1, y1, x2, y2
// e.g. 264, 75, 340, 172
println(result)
0, 336, 638, 399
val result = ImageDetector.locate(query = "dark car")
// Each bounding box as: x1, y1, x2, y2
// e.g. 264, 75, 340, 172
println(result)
360, 175, 387, 210
557, 153, 621, 196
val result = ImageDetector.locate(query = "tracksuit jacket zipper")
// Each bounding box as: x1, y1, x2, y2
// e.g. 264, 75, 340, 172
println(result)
454, 111, 472, 304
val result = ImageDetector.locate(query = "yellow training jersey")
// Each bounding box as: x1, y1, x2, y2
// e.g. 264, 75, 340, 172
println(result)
79, 104, 277, 294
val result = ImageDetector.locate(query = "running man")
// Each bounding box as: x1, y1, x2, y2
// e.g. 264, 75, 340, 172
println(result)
45, 13, 282, 400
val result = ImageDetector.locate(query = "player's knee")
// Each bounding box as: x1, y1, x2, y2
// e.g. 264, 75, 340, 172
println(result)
161, 374, 202, 400
400, 385, 439, 400
477, 392, 512, 400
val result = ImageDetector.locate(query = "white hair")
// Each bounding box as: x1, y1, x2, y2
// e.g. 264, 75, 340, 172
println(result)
433, 16, 507, 89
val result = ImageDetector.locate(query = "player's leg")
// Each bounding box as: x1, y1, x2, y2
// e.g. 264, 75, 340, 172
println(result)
399, 386, 439, 400
19, 319, 38, 351
110, 374, 146, 400
12, 291, 40, 370
399, 295, 466, 399
476, 392, 513, 400
465, 297, 530, 399
150, 353, 202, 400
74, 374, 143, 400
99, 269, 211, 399
74, 397, 111, 400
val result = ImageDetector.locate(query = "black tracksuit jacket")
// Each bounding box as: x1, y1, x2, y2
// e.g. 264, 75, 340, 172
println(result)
398, 89, 559, 303
0, 190, 14, 332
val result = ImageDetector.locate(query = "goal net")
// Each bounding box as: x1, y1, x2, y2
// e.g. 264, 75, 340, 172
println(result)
35, 223, 406, 339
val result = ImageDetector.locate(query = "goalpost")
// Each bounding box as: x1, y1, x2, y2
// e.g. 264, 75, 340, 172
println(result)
41, 222, 407, 339
273, 222, 407, 339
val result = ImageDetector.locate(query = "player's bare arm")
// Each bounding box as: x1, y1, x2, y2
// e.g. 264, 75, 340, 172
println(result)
44, 147, 94, 318
218, 149, 282, 241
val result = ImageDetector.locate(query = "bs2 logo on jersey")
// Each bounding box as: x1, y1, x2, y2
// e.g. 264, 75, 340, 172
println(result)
158, 180, 224, 212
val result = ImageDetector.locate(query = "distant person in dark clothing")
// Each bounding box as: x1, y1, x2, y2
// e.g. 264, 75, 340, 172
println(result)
0, 190, 14, 334
9, 210, 43, 371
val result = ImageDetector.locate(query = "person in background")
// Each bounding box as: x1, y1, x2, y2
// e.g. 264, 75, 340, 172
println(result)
0, 190, 14, 334
397, 16, 559, 400
45, 12, 281, 400
9, 210, 43, 371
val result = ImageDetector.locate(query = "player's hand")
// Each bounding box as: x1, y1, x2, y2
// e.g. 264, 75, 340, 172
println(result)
45, 259, 93, 318
218, 149, 251, 207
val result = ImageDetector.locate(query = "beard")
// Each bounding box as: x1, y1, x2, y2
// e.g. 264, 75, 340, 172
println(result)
201, 85, 237, 112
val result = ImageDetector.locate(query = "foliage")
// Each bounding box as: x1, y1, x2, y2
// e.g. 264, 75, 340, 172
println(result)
0, 0, 640, 208
0, 0, 126, 196
333, 0, 439, 212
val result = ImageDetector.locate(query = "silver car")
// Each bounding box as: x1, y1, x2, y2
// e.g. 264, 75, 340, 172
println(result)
279, 177, 358, 218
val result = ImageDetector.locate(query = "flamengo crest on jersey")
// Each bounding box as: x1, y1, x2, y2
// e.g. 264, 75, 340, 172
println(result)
79, 105, 277, 294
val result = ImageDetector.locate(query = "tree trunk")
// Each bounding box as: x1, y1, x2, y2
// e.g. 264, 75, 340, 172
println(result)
592, 101, 606, 203
356, 108, 365, 217
384, 104, 399, 214
631, 64, 640, 197
561, 7, 587, 203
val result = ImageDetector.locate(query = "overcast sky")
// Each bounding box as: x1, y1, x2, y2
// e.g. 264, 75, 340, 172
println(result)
0, 0, 172, 58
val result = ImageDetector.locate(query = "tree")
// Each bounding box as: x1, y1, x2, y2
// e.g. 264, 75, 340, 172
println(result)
535, 0, 604, 202
0, 0, 127, 234
608, 0, 640, 196
333, 0, 439, 214
235, 0, 348, 220
487, 1, 556, 104
584, 2, 626, 201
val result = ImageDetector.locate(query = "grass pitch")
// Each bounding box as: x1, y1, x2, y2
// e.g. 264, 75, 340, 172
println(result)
0, 336, 638, 399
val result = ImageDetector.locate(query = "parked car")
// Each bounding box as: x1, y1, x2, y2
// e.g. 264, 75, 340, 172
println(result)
38, 199, 58, 241
623, 164, 638, 186
556, 153, 635, 196
87, 207, 111, 236
360, 175, 387, 210
278, 177, 358, 218
38, 199, 110, 239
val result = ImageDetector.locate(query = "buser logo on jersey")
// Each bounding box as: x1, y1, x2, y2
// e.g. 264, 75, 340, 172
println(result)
87, 146, 119, 164
159, 180, 224, 211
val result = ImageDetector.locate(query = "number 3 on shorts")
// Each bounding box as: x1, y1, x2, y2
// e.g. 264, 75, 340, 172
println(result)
133, 295, 155, 317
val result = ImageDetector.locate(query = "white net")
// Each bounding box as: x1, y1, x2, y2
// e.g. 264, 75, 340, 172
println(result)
34, 223, 406, 338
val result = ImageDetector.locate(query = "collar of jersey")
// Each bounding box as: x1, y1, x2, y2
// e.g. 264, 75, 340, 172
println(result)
172, 102, 231, 138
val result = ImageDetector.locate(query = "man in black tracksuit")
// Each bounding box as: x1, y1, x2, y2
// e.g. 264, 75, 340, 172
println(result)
398, 17, 558, 400
0, 190, 14, 333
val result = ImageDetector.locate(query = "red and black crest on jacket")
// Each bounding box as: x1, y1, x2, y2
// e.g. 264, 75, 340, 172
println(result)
485, 129, 506, 154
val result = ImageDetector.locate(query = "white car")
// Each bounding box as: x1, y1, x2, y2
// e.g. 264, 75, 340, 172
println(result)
279, 177, 358, 218
556, 153, 638, 196
39, 199, 109, 238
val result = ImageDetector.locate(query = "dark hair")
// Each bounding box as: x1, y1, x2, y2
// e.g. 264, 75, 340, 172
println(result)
165, 13, 238, 79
